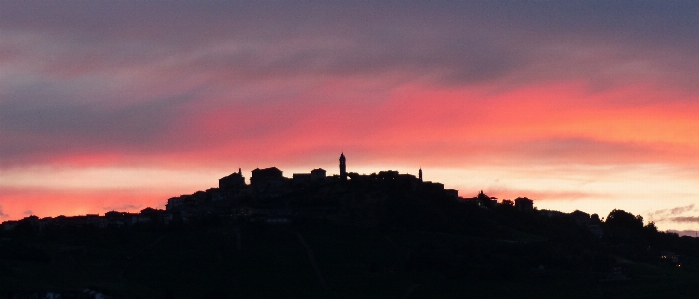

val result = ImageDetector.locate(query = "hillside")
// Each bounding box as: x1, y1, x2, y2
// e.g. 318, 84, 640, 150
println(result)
2, 187, 699, 298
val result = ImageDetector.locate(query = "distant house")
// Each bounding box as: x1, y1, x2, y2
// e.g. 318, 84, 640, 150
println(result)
292, 173, 312, 184
444, 189, 459, 199
460, 197, 480, 205
515, 197, 534, 212
3, 220, 18, 231
310, 168, 326, 181
463, 190, 497, 208
660, 251, 681, 266
421, 181, 445, 192
165, 196, 185, 210
219, 168, 246, 191
251, 167, 289, 197
293, 168, 328, 184
377, 170, 400, 180
166, 191, 212, 211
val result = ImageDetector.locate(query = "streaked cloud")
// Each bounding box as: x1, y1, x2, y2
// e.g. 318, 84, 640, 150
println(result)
670, 217, 699, 223
650, 204, 696, 218
647, 204, 699, 230
103, 204, 142, 212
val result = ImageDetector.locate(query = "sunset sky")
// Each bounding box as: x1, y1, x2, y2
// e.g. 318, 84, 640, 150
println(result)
1, 1, 699, 232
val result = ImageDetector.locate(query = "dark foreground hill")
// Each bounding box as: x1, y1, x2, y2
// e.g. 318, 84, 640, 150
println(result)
1, 198, 699, 299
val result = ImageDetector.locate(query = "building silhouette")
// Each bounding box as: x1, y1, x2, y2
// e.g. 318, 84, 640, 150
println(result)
251, 167, 287, 197
162, 152, 469, 216
219, 168, 245, 190
292, 168, 327, 185
515, 197, 534, 212
311, 168, 326, 181
340, 152, 347, 181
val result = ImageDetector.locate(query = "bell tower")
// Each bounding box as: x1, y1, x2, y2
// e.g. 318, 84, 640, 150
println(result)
339, 152, 347, 180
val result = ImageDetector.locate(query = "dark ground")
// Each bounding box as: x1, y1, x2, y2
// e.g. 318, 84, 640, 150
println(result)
1, 219, 698, 299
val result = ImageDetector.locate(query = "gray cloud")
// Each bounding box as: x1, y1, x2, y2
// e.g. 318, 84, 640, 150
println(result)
23, 210, 33, 215
671, 205, 695, 215
0, 205, 8, 218
104, 204, 142, 212
0, 91, 196, 167
670, 217, 699, 223
649, 204, 696, 219
2, 1, 697, 88
649, 204, 699, 225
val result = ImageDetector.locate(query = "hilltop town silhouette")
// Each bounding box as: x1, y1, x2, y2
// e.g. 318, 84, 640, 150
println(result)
2, 154, 698, 299
1, 153, 532, 230
166, 153, 536, 225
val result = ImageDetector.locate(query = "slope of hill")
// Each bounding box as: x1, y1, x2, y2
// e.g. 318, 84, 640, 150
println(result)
2, 172, 698, 298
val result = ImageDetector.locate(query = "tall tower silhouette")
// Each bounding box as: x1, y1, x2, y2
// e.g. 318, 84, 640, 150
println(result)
339, 152, 347, 180
419, 167, 422, 182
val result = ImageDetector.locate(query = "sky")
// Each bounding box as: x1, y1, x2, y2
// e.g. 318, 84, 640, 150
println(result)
1, 1, 699, 232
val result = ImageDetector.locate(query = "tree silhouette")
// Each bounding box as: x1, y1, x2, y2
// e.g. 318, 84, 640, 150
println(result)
605, 209, 643, 230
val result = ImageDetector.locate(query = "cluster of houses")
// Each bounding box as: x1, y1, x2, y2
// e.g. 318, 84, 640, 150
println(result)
460, 190, 535, 212
168, 153, 463, 210
1, 208, 173, 232
164, 154, 467, 215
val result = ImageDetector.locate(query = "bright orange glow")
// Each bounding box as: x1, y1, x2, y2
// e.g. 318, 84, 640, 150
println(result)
0, 188, 170, 220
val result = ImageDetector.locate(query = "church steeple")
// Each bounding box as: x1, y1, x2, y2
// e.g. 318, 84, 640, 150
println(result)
339, 152, 347, 180
419, 167, 422, 182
